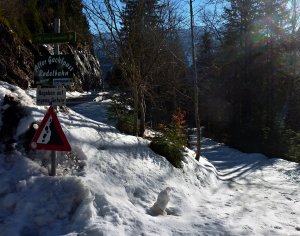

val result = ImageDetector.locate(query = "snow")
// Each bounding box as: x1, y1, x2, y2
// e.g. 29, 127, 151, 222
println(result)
0, 81, 299, 235
66, 91, 91, 98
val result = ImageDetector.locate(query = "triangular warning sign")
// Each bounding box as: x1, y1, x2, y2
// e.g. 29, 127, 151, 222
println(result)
31, 106, 71, 151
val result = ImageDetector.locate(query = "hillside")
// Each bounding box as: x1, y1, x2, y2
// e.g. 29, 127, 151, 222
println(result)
0, 0, 101, 91
0, 81, 218, 235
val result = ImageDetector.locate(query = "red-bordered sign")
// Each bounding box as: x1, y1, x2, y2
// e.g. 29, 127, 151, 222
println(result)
31, 106, 71, 151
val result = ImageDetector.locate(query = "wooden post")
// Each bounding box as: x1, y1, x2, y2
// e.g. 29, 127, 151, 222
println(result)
54, 17, 60, 54
189, 0, 201, 160
50, 17, 60, 176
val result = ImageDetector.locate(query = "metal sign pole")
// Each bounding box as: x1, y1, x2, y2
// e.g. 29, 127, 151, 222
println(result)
50, 17, 60, 177
54, 17, 60, 54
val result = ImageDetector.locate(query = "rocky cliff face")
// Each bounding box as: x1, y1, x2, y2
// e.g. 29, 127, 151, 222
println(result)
68, 45, 102, 91
0, 21, 101, 91
0, 22, 34, 89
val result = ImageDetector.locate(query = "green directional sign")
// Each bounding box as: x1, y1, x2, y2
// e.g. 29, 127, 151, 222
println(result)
32, 32, 76, 44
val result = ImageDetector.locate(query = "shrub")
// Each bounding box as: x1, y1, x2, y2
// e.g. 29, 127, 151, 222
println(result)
283, 129, 300, 163
116, 113, 135, 135
150, 109, 187, 168
107, 93, 135, 135
150, 136, 183, 168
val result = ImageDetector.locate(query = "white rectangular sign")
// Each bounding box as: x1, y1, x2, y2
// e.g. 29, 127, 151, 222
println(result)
36, 87, 66, 106
53, 78, 73, 86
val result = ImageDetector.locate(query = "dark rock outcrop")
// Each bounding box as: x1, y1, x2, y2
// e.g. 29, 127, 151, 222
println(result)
62, 44, 102, 91
0, 22, 34, 89
0, 94, 27, 151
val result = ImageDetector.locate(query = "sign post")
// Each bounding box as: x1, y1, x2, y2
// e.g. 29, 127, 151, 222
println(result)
51, 17, 60, 177
32, 32, 76, 44
31, 14, 75, 176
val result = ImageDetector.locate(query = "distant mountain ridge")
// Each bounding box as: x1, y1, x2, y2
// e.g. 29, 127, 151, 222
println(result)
93, 26, 204, 76
177, 26, 204, 65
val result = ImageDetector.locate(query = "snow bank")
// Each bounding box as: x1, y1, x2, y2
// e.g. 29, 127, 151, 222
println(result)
64, 104, 219, 235
0, 152, 95, 236
0, 83, 218, 235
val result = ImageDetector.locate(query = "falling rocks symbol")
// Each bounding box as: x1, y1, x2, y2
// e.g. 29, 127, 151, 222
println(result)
30, 106, 71, 151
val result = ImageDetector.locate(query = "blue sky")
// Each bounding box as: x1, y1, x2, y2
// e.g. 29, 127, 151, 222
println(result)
83, 0, 225, 32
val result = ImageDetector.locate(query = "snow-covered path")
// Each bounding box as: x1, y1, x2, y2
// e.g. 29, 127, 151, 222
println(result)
72, 97, 300, 235
201, 139, 300, 235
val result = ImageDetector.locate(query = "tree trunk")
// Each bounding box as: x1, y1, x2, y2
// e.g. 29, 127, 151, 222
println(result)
190, 0, 201, 160
133, 83, 139, 136
138, 91, 146, 137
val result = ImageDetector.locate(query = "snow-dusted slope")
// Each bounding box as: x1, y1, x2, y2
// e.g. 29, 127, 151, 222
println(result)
0, 83, 219, 235
67, 112, 218, 235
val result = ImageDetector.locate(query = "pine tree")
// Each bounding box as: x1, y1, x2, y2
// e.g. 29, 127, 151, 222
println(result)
209, 0, 290, 152
196, 29, 220, 137
221, 0, 261, 133
119, 0, 169, 136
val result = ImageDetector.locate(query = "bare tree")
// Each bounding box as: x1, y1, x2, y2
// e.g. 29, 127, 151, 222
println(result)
84, 0, 144, 136
84, 0, 186, 137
